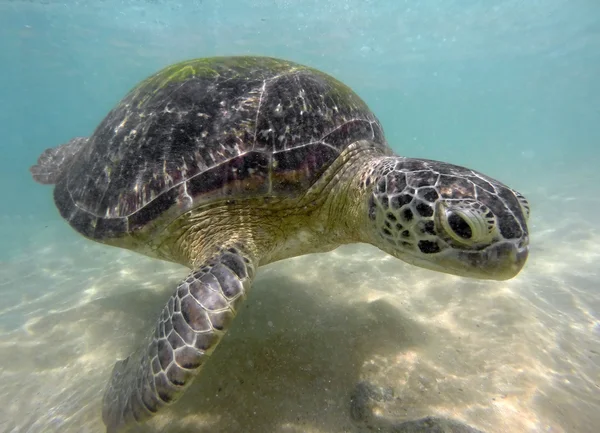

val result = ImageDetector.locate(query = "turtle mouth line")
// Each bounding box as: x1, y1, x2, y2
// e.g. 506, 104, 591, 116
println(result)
396, 242, 529, 281
457, 242, 529, 280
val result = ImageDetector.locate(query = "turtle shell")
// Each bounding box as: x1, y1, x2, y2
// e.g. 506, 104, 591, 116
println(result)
53, 56, 389, 240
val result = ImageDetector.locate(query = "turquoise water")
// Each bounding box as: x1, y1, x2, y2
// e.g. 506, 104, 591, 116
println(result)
1, 1, 599, 432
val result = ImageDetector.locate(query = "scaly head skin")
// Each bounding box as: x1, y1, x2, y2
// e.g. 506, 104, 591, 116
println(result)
359, 156, 530, 280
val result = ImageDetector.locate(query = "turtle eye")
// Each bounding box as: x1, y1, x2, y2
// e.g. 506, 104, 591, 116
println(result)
439, 203, 494, 246
447, 212, 472, 240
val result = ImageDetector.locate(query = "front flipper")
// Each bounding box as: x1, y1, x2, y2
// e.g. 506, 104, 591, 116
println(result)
102, 246, 256, 433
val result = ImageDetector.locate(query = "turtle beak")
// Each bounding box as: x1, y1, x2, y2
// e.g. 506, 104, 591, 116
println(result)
397, 240, 529, 281
503, 242, 529, 280
453, 240, 529, 281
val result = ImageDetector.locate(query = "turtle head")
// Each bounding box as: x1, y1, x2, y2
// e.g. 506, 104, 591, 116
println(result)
363, 157, 530, 280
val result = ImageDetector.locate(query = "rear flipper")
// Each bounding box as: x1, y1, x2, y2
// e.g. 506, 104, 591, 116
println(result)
29, 136, 88, 185
101, 245, 256, 433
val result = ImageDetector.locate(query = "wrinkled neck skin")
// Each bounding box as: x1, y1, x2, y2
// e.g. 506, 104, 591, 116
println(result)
155, 141, 385, 269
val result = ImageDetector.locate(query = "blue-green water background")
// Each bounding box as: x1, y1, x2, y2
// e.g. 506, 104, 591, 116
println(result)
1, 1, 599, 432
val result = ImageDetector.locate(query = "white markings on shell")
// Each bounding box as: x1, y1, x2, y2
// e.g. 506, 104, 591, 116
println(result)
124, 128, 138, 143
274, 103, 283, 116
114, 117, 128, 134
253, 80, 267, 147
181, 182, 193, 205
298, 88, 307, 114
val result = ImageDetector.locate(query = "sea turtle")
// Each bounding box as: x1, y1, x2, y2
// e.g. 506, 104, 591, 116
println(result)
30, 56, 530, 432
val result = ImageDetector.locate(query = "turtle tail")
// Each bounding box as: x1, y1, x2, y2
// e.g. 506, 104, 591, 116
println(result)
30, 136, 88, 185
